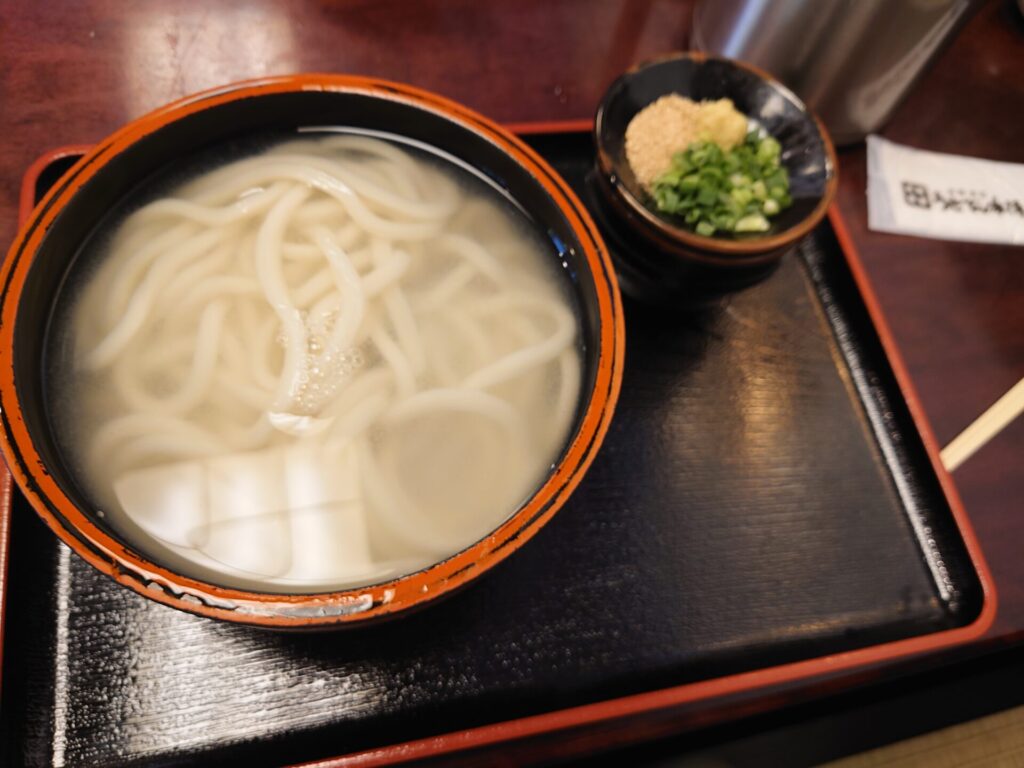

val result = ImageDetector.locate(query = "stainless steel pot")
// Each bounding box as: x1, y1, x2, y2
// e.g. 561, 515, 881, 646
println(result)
692, 0, 980, 145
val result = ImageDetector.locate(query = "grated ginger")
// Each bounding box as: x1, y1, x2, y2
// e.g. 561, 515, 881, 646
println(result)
625, 95, 749, 190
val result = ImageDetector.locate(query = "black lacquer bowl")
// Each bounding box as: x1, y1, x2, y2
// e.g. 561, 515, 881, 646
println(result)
0, 75, 624, 629
593, 52, 838, 305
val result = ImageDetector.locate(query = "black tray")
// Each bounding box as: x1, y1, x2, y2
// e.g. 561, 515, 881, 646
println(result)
0, 129, 992, 768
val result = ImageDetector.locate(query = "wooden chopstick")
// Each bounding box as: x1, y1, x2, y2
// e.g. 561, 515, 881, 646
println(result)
942, 376, 1024, 471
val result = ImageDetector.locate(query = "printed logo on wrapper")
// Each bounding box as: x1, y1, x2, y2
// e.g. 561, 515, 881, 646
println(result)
866, 135, 1024, 246
900, 182, 1024, 218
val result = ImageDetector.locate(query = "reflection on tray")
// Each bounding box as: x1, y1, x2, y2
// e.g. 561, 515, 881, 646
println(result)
0, 134, 988, 768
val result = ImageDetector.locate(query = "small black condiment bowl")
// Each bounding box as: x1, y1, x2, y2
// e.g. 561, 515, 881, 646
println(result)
593, 52, 838, 306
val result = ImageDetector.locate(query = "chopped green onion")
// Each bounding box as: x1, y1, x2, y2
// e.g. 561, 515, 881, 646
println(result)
651, 131, 792, 237
735, 213, 770, 232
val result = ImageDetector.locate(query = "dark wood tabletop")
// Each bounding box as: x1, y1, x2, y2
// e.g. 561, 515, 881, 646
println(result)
1, 0, 1022, 762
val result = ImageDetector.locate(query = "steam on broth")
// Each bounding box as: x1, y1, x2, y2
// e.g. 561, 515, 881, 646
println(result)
48, 133, 582, 593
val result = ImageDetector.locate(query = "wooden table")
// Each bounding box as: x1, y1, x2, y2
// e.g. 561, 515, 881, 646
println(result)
1, 0, 1022, 762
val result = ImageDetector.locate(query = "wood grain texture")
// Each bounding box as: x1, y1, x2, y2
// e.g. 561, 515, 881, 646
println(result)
822, 704, 1024, 768
0, 0, 1022, 761
0, 0, 691, 253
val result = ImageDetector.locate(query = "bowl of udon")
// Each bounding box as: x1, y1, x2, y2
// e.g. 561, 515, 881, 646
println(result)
0, 75, 624, 628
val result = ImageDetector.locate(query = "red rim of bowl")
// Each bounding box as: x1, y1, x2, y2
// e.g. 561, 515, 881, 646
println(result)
594, 51, 839, 263
0, 75, 625, 629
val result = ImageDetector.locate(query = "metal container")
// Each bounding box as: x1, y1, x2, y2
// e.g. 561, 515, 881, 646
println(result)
692, 0, 979, 145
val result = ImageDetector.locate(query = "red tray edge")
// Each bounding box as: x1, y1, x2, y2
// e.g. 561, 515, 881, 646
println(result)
0, 124, 996, 767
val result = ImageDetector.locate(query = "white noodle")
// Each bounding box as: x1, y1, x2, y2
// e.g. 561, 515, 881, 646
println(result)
65, 135, 582, 593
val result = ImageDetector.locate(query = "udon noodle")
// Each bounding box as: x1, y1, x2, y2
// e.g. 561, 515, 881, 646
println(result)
51, 134, 582, 592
